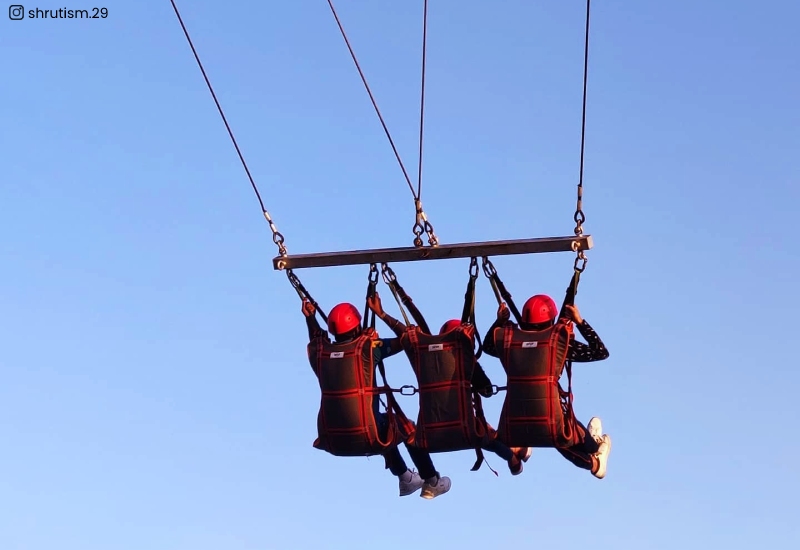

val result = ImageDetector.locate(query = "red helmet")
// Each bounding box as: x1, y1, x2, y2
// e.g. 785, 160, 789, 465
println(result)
327, 303, 361, 335
522, 294, 558, 325
439, 319, 462, 334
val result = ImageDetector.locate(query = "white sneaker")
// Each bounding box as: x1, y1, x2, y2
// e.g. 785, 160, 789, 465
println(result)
508, 447, 532, 475
399, 470, 424, 496
588, 417, 603, 444
592, 434, 612, 479
420, 475, 451, 499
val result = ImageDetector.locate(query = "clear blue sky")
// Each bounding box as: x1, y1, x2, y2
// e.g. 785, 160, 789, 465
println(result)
2, 1, 798, 548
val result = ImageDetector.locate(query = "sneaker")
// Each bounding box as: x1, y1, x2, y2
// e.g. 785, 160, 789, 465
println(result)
507, 447, 531, 475
508, 457, 524, 476
587, 417, 603, 444
399, 470, 423, 496
592, 434, 612, 479
514, 447, 532, 462
420, 475, 451, 499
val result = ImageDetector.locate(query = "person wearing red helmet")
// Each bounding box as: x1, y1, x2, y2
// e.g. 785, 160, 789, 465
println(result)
302, 298, 452, 500
438, 318, 533, 476
366, 294, 532, 476
482, 295, 612, 479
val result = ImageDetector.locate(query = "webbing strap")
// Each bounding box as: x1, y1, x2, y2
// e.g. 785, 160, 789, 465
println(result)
288, 269, 328, 324
559, 268, 582, 319
469, 392, 498, 476
364, 263, 379, 331
381, 263, 431, 333
380, 264, 412, 327
376, 356, 414, 441
461, 257, 484, 358
481, 257, 522, 324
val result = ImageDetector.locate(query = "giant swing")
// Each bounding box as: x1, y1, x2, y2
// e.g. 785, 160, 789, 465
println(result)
170, 0, 602, 473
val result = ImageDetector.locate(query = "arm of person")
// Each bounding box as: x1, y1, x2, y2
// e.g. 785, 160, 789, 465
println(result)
563, 305, 609, 362
482, 303, 512, 358
368, 292, 408, 337
471, 361, 494, 397
302, 299, 329, 342
373, 336, 404, 362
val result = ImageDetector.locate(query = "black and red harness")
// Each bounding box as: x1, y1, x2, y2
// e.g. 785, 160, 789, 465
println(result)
307, 265, 415, 457
381, 260, 495, 471
481, 257, 584, 449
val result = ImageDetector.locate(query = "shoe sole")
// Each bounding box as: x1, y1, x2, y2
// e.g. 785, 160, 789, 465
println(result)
593, 435, 612, 479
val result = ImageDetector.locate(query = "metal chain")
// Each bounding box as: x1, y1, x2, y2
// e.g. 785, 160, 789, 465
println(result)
412, 199, 439, 247
265, 210, 287, 257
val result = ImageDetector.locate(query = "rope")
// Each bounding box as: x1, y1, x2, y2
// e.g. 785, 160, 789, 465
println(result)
326, 0, 438, 247
325, 0, 416, 199
574, 0, 591, 239
416, 0, 429, 201
168, 0, 287, 258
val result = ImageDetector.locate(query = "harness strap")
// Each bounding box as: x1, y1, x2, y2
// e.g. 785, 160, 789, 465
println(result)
461, 257, 485, 359
559, 268, 581, 319
469, 391, 498, 475
481, 257, 522, 324
380, 263, 430, 331
376, 356, 415, 443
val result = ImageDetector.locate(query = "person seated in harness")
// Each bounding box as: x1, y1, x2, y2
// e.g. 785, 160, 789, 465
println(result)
368, 294, 532, 476
302, 298, 452, 499
482, 295, 612, 479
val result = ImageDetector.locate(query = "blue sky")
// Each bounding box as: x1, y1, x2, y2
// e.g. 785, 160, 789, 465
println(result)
2, 1, 798, 548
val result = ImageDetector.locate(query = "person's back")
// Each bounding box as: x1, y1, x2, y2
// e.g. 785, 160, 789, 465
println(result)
303, 298, 452, 498
482, 295, 612, 479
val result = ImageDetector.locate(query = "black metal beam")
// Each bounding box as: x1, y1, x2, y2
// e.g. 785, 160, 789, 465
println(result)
272, 235, 592, 270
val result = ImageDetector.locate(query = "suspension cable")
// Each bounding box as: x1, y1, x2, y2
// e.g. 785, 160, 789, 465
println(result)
416, 0, 428, 201
572, 0, 591, 273
574, 0, 591, 239
168, 0, 288, 258
326, 0, 438, 247
326, 0, 415, 198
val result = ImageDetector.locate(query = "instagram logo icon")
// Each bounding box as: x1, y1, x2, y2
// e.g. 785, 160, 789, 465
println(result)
9, 5, 25, 19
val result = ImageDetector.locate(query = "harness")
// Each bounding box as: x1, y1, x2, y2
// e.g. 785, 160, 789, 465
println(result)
382, 260, 494, 471
480, 256, 585, 449
402, 325, 491, 455
494, 319, 579, 448
308, 265, 415, 457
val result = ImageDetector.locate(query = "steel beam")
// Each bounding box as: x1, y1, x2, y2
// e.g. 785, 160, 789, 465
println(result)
272, 235, 592, 270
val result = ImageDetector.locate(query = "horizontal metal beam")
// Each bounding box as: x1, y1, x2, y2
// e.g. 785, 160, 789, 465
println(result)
272, 235, 592, 270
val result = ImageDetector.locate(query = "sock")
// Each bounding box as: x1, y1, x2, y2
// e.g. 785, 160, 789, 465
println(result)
424, 474, 439, 485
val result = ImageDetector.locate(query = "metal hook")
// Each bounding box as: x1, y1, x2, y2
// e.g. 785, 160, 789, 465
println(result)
469, 256, 478, 278
381, 263, 397, 284
481, 256, 497, 278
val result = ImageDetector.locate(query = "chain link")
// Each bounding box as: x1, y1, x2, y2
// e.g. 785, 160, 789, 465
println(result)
571, 240, 587, 272
573, 191, 585, 237
381, 263, 397, 284
368, 262, 379, 284
264, 210, 287, 256
412, 199, 439, 247
481, 256, 497, 278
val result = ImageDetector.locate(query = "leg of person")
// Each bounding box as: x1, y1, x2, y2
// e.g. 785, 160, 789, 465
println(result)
556, 417, 612, 479
482, 423, 531, 476
403, 444, 452, 499
377, 412, 424, 496
483, 436, 531, 476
